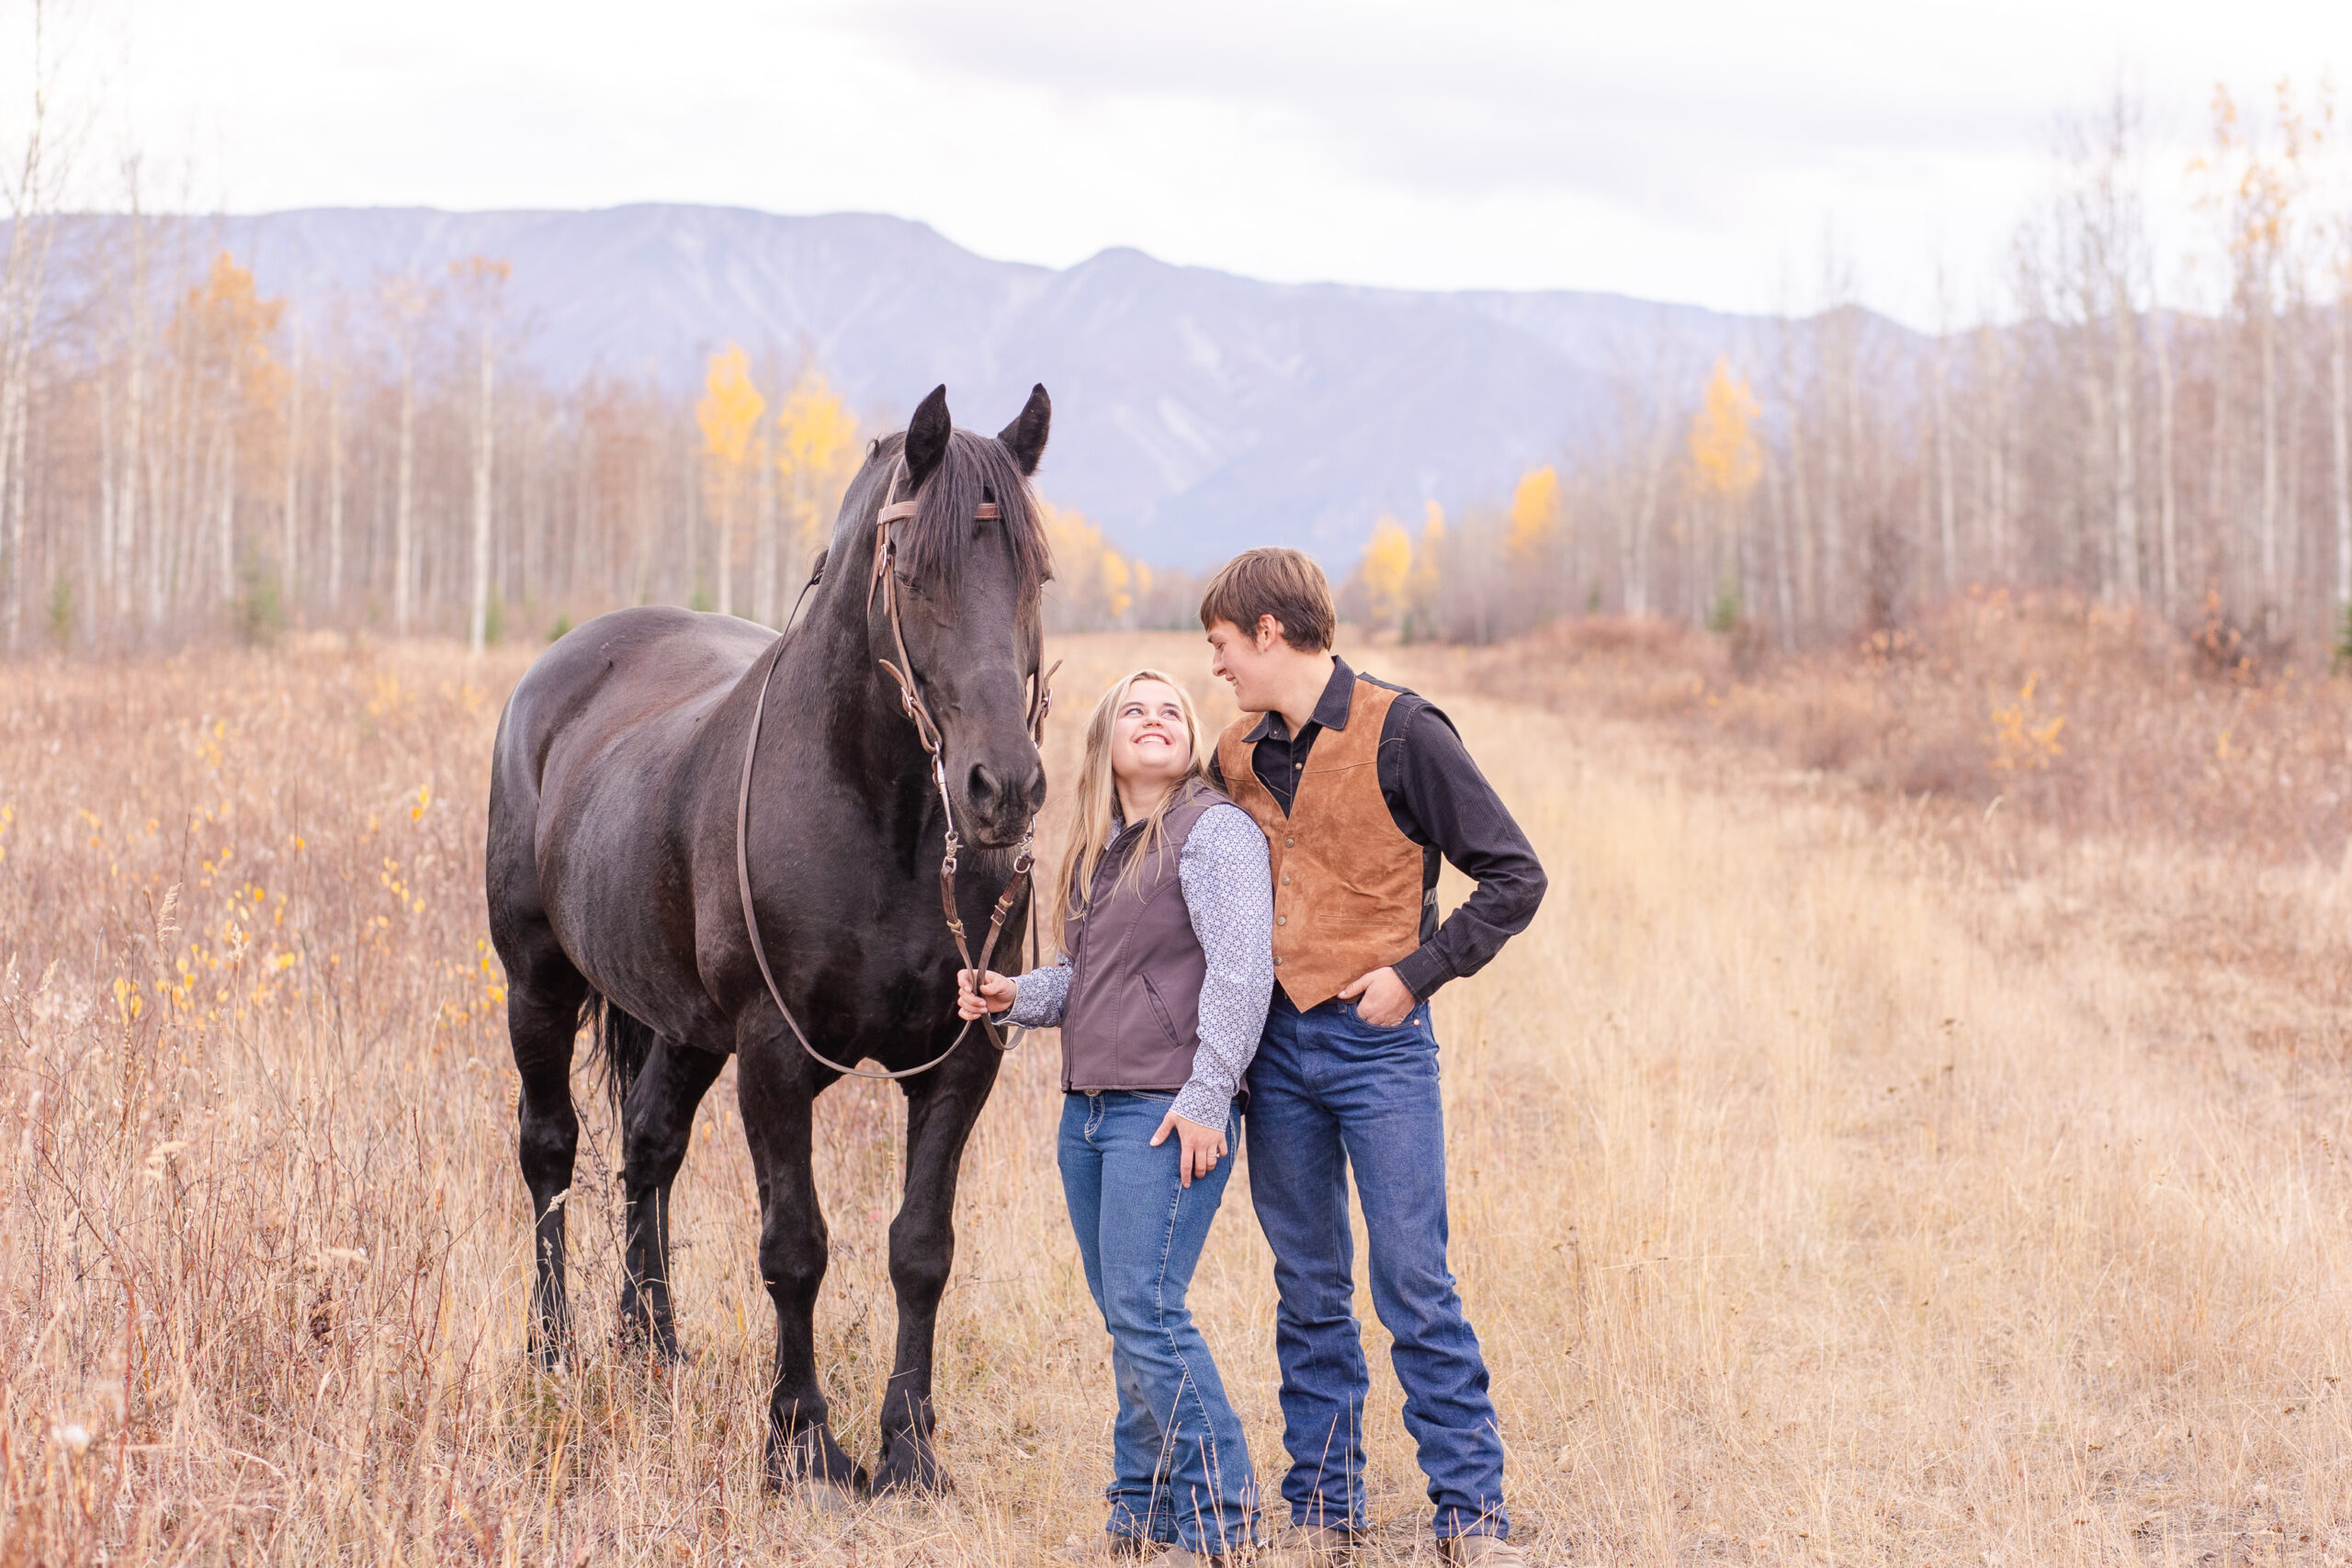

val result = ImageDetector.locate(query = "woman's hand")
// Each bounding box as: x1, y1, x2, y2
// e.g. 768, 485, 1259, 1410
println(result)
1149, 1109, 1228, 1189
957, 969, 1015, 1020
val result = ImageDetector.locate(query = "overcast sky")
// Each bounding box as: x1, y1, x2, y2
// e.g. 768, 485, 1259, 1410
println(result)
21, 0, 2352, 325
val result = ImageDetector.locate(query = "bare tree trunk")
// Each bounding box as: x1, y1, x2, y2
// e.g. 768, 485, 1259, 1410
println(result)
1766, 448, 1794, 642
0, 0, 61, 652
96, 315, 116, 614
119, 204, 147, 626
2, 376, 25, 649
753, 425, 777, 625
715, 489, 733, 619
2211, 322, 2233, 604
468, 312, 494, 653
395, 339, 415, 637
2156, 313, 2178, 615
1934, 332, 1956, 593
1625, 395, 1670, 617
2334, 291, 2350, 624
1821, 316, 1852, 619
282, 319, 302, 615
214, 400, 237, 609
1978, 325, 2011, 582
2111, 285, 2140, 603
2282, 294, 2307, 634
326, 367, 343, 607
2259, 294, 2280, 610
1781, 352, 1816, 633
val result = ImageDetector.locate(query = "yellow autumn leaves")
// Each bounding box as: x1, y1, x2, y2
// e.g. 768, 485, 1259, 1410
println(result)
698, 345, 861, 510
1352, 356, 1762, 637
1687, 359, 1761, 501
697, 345, 864, 620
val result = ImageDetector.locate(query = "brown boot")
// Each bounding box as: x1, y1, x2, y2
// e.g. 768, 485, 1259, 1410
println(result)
1054, 1533, 1164, 1562
1437, 1534, 1525, 1565
1256, 1524, 1359, 1566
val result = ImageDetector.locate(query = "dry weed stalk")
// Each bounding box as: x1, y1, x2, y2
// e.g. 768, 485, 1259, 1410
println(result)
0, 629, 2345, 1562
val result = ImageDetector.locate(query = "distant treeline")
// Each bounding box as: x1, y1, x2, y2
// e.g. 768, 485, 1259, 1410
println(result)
0, 15, 1192, 655
0, 220, 1186, 652
3, 74, 2346, 655
1341, 84, 2352, 655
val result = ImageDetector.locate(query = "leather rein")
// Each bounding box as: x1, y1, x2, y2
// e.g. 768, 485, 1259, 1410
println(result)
734, 458, 1059, 1082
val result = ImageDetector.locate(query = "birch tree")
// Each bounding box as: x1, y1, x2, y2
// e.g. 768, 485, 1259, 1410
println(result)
0, 0, 65, 649
452, 255, 509, 651
379, 274, 431, 637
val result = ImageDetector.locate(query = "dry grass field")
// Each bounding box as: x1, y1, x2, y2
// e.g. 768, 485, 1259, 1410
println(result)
4, 619, 2350, 1565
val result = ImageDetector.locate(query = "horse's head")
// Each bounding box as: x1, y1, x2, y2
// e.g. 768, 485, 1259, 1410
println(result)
859, 383, 1054, 849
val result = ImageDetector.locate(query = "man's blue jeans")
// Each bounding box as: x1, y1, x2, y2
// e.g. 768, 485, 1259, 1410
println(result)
1059, 1090, 1258, 1554
1244, 990, 1509, 1540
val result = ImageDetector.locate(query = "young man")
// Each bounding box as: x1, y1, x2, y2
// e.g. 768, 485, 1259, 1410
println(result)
1199, 548, 1546, 1566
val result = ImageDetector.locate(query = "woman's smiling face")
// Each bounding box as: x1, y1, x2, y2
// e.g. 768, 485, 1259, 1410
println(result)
1108, 678, 1193, 796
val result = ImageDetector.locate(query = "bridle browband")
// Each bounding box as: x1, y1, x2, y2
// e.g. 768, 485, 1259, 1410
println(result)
735, 456, 1059, 1081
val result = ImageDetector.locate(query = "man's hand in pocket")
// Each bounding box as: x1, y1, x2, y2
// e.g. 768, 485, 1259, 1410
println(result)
1337, 965, 1416, 1028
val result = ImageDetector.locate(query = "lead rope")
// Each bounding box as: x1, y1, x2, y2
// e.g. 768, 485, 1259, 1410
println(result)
734, 462, 1054, 1082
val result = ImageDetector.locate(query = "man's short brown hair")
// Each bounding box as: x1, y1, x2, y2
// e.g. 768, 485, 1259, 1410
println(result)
1198, 547, 1335, 652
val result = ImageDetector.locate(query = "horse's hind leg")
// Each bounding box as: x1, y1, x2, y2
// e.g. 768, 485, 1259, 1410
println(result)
619, 1039, 728, 1359
739, 1048, 865, 1496
506, 959, 589, 1367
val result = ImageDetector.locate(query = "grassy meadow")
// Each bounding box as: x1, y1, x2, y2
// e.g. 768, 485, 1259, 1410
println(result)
2, 618, 2349, 1564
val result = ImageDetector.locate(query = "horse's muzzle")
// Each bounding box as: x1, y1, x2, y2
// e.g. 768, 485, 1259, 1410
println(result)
964, 757, 1046, 848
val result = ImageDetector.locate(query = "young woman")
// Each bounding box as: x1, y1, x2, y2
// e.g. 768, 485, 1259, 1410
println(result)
958, 670, 1272, 1565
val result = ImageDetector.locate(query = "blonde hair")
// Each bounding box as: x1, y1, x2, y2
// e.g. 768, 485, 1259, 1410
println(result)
1047, 670, 1208, 953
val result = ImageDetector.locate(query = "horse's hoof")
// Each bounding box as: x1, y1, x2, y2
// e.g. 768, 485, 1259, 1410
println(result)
871, 1447, 953, 1497
763, 1429, 868, 1498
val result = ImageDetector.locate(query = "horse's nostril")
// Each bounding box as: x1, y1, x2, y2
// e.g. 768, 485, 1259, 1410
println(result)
967, 762, 1000, 808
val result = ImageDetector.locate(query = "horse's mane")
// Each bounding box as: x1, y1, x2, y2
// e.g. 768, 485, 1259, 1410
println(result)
876, 429, 1054, 597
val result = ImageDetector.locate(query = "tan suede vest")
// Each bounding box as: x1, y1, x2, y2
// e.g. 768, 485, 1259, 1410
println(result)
1216, 678, 1423, 1010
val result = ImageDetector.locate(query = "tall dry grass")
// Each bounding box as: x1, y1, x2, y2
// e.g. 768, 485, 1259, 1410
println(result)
2, 627, 2348, 1563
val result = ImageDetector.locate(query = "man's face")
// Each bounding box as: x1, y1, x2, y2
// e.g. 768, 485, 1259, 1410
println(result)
1204, 616, 1283, 713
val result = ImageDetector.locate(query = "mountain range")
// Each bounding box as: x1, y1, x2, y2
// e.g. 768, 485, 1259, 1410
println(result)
66, 205, 1826, 567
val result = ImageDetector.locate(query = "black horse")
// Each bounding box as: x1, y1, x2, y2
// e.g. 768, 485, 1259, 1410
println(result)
484, 384, 1053, 1495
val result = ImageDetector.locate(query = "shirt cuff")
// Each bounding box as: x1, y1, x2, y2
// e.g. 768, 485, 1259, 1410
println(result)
1004, 970, 1064, 1029
1390, 945, 1452, 1003
1171, 1081, 1232, 1132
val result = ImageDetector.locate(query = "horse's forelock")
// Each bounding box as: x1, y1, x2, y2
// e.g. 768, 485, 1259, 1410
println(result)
890, 429, 1054, 598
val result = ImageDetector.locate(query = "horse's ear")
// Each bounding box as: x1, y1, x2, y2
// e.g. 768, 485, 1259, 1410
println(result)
904, 385, 951, 491
996, 383, 1051, 477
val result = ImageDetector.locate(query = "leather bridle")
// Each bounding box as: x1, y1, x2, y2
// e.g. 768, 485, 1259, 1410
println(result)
734, 457, 1059, 1081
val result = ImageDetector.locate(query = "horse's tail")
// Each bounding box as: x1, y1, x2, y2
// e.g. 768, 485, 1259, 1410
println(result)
582, 994, 657, 1112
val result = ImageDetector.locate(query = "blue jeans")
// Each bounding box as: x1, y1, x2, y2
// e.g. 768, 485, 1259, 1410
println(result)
1059, 1090, 1258, 1553
1244, 991, 1509, 1540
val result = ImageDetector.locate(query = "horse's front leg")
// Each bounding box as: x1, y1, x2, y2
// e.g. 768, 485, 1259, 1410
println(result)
873, 1057, 998, 1494
740, 1045, 866, 1496
619, 1038, 729, 1360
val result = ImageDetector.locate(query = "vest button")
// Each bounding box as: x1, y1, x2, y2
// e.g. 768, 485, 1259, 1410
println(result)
1276, 915, 1286, 926
1284, 837, 1295, 847
1281, 874, 1290, 886
1272, 955, 1283, 965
